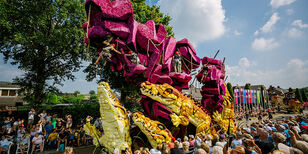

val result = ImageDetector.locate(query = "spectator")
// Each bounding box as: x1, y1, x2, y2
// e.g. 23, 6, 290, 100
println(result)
52, 114, 57, 129
45, 121, 54, 138
57, 129, 67, 151
28, 108, 36, 129
46, 113, 52, 123
149, 143, 161, 154
19, 134, 30, 154
31, 133, 43, 154
78, 127, 86, 146
66, 115, 73, 128
38, 110, 47, 124
189, 135, 195, 147
170, 141, 184, 154
47, 129, 58, 149
0, 136, 10, 153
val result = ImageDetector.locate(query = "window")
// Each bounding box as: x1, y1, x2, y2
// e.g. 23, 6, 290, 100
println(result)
1, 90, 8, 96
9, 90, 16, 96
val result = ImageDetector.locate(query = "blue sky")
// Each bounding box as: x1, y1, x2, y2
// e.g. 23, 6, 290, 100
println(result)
1, 0, 308, 93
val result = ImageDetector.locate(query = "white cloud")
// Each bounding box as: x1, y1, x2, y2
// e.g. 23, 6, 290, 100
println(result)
0, 64, 23, 81
234, 30, 242, 36
238, 57, 250, 68
158, 0, 226, 45
287, 28, 303, 38
254, 30, 259, 36
292, 20, 308, 28
270, 0, 296, 9
251, 37, 279, 51
226, 58, 308, 88
260, 12, 280, 34
286, 9, 294, 15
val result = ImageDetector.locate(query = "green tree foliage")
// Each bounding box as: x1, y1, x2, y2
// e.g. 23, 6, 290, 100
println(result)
244, 83, 251, 90
295, 88, 303, 102
227, 82, 234, 101
131, 0, 174, 37
44, 93, 59, 104
89, 90, 96, 95
301, 88, 307, 102
289, 87, 293, 92
0, 0, 86, 109
83, 0, 174, 111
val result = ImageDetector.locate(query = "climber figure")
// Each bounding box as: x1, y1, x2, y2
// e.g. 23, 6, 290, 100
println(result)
97, 43, 115, 82
128, 50, 140, 65
173, 51, 182, 73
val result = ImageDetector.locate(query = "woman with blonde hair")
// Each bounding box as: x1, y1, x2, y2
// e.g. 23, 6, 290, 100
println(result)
64, 147, 73, 154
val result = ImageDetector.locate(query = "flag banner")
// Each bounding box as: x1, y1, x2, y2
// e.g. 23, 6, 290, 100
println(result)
240, 88, 244, 104
257, 91, 260, 104
234, 89, 238, 104
244, 90, 247, 104
252, 90, 255, 104
238, 89, 241, 105
249, 90, 252, 104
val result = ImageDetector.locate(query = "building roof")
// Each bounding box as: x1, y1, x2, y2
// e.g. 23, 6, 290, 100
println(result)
0, 81, 20, 88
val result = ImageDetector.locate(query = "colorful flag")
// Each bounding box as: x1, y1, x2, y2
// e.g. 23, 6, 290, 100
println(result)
257, 91, 260, 104
249, 90, 252, 104
240, 88, 244, 104
244, 90, 247, 104
234, 89, 238, 104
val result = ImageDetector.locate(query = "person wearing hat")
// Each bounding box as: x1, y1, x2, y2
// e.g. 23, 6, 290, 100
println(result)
168, 137, 175, 149
189, 135, 195, 147
255, 128, 275, 154
173, 51, 181, 73
171, 141, 184, 154
128, 50, 140, 65
231, 132, 243, 148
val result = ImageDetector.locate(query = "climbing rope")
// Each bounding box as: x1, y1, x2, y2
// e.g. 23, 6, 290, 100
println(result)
86, 4, 92, 60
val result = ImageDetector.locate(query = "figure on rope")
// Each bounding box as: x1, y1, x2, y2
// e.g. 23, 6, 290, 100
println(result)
128, 50, 140, 65
173, 51, 182, 73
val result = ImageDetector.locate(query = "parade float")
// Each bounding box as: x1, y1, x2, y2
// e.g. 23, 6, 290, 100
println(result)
82, 0, 235, 153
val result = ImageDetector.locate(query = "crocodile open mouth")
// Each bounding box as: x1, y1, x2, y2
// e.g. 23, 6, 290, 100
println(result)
140, 82, 177, 103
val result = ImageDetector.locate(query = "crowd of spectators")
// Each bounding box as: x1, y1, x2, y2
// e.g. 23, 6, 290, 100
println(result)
133, 114, 308, 154
0, 108, 95, 153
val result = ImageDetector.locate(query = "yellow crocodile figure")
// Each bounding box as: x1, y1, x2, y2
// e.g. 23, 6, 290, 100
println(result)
133, 112, 173, 148
140, 81, 212, 134
212, 83, 236, 134
85, 82, 131, 153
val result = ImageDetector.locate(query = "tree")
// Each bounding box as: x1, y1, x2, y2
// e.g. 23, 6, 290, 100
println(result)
89, 90, 96, 95
84, 0, 174, 109
244, 83, 251, 90
295, 88, 303, 102
301, 88, 307, 102
0, 0, 86, 108
74, 91, 81, 95
289, 87, 293, 92
227, 82, 234, 101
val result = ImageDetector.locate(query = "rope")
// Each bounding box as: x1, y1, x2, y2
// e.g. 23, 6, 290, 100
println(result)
86, 4, 92, 60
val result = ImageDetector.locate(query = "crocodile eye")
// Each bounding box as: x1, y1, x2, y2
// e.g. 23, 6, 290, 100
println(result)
165, 88, 173, 94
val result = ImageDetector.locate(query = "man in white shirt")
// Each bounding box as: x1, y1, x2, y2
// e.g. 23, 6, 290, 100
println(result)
38, 110, 47, 123
31, 133, 43, 153
28, 108, 36, 129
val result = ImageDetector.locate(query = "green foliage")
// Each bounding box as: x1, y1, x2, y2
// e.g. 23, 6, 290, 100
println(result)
44, 93, 59, 104
227, 82, 234, 101
288, 87, 293, 92
295, 88, 303, 102
89, 90, 96, 95
244, 83, 251, 90
62, 94, 85, 104
0, 0, 86, 108
131, 0, 174, 37
301, 88, 307, 102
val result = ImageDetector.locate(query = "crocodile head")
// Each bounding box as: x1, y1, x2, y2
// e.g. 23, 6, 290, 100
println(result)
97, 82, 126, 114
140, 81, 180, 105
132, 112, 173, 148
